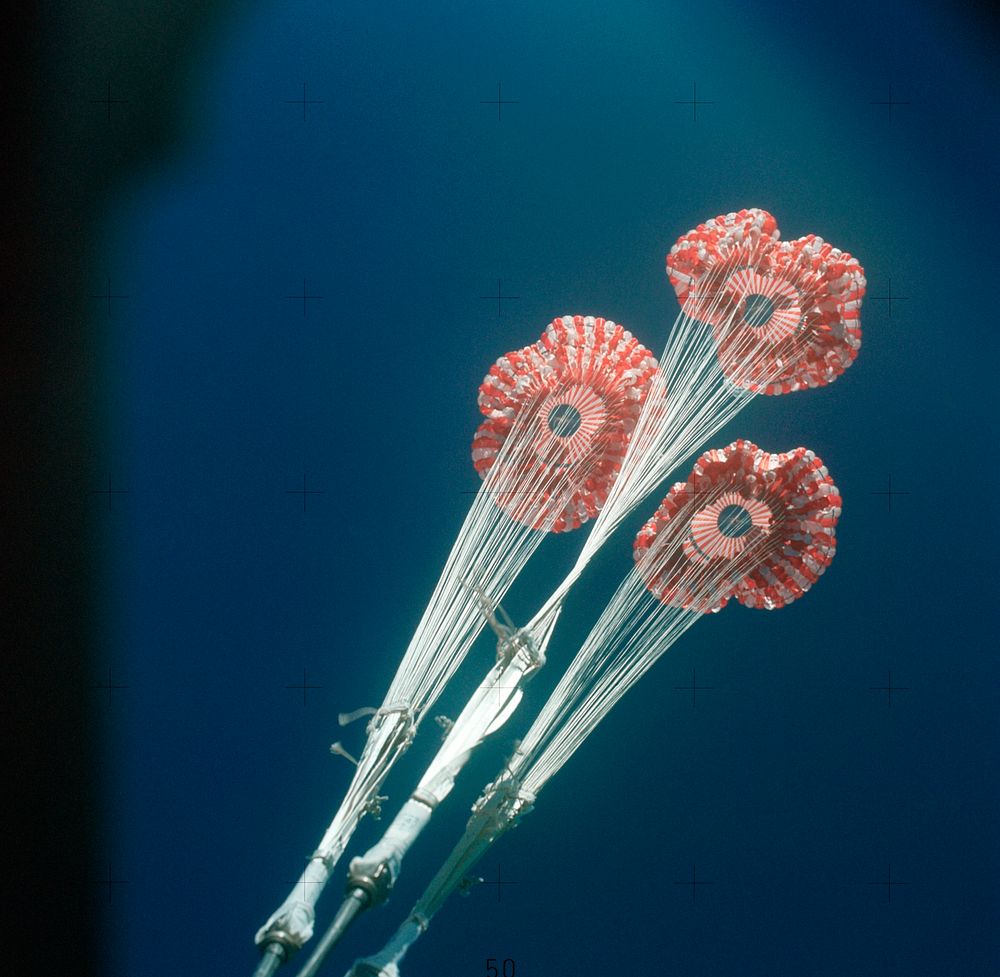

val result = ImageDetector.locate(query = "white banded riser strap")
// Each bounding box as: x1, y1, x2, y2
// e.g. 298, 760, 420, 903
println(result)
351, 797, 434, 882
253, 855, 331, 948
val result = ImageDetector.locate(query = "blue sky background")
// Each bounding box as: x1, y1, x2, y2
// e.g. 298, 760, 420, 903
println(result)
93, 1, 997, 974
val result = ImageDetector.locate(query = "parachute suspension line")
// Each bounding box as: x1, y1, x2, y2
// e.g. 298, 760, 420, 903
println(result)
382, 389, 624, 719
385, 421, 610, 723
527, 256, 752, 626
514, 440, 841, 796
417, 272, 784, 825
363, 400, 605, 777
516, 522, 723, 796
317, 702, 417, 850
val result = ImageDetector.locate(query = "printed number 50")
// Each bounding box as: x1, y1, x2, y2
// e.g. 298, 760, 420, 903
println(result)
486, 959, 515, 977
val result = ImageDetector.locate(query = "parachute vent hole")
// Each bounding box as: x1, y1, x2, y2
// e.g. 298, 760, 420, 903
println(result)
741, 293, 774, 329
717, 504, 753, 538
547, 403, 582, 438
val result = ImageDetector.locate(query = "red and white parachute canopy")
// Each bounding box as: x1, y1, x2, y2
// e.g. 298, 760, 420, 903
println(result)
472, 315, 658, 532
666, 208, 866, 395
634, 439, 841, 612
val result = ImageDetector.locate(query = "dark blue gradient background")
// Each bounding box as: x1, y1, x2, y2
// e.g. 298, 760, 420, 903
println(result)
94, 2, 998, 975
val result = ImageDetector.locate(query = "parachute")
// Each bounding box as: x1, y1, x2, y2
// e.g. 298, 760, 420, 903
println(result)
473, 316, 658, 532
345, 441, 843, 977
666, 208, 866, 394
634, 440, 839, 612
250, 209, 865, 977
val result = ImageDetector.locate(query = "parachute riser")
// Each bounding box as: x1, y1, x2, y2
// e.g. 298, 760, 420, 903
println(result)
252, 706, 419, 971
301, 638, 540, 973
